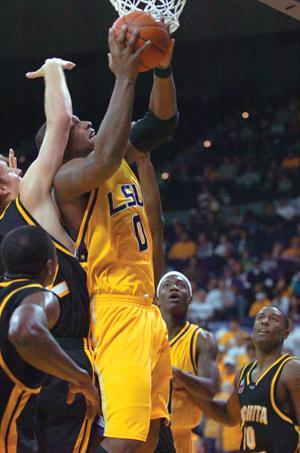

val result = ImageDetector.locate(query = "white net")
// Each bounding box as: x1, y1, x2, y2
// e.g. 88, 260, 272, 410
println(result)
109, 0, 187, 33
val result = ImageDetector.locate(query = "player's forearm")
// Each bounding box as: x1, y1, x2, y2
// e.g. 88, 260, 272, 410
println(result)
44, 61, 72, 129
192, 398, 237, 426
12, 324, 90, 386
176, 370, 218, 401
94, 78, 136, 166
149, 72, 177, 119
137, 156, 164, 230
137, 157, 165, 285
152, 230, 165, 287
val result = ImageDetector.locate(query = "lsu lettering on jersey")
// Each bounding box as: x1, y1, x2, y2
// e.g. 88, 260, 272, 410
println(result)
77, 159, 154, 303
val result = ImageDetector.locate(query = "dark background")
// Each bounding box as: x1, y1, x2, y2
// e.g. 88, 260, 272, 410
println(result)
0, 0, 300, 164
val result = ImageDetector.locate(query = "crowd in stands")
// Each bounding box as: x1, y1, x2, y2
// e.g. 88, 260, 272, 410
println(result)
161, 95, 300, 369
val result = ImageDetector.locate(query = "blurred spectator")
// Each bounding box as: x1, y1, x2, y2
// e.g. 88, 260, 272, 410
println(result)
196, 233, 214, 260
188, 288, 214, 323
282, 237, 300, 263
206, 279, 236, 319
271, 277, 292, 315
168, 230, 197, 265
215, 235, 233, 258
217, 319, 248, 352
284, 319, 300, 357
276, 195, 297, 220
237, 163, 260, 189
237, 338, 256, 368
282, 152, 300, 172
248, 291, 271, 317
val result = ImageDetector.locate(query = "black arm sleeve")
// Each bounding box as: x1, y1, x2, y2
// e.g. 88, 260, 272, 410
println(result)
129, 110, 179, 153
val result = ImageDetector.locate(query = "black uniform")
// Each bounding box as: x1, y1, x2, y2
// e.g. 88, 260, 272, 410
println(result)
238, 354, 300, 453
0, 197, 95, 453
0, 279, 53, 453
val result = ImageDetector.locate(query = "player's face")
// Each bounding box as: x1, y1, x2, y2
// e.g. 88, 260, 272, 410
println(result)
252, 307, 289, 353
0, 161, 22, 201
158, 276, 192, 317
66, 115, 96, 158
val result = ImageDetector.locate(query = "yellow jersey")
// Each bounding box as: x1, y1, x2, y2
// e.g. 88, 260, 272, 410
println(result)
170, 322, 203, 429
76, 159, 154, 303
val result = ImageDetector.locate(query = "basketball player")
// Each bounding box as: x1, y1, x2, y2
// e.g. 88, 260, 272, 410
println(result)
53, 34, 178, 451
0, 57, 98, 452
0, 225, 98, 452
174, 306, 300, 452
157, 271, 219, 453
0, 30, 146, 451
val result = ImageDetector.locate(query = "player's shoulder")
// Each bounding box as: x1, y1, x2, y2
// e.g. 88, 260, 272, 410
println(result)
276, 355, 300, 391
196, 327, 218, 355
281, 356, 300, 376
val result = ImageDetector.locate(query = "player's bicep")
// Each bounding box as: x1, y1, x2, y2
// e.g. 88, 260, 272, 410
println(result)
9, 304, 48, 345
284, 360, 300, 425
197, 332, 219, 389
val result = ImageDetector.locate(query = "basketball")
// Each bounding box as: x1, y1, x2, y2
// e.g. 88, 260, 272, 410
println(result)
113, 11, 170, 72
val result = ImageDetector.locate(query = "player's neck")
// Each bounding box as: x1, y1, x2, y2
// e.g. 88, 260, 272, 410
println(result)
164, 313, 187, 341
255, 346, 283, 371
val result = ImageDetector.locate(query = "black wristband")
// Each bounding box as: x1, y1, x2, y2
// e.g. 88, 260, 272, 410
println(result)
154, 65, 172, 78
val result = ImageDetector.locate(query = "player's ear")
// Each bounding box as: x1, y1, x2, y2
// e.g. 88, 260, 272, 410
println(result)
0, 184, 9, 197
283, 327, 289, 340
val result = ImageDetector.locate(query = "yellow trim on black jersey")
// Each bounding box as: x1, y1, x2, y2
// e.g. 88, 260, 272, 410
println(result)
15, 197, 74, 257
0, 201, 12, 220
49, 280, 70, 298
270, 355, 295, 424
246, 354, 290, 386
75, 189, 99, 250
169, 322, 190, 347
0, 353, 41, 394
0, 283, 43, 318
0, 282, 44, 390
0, 385, 32, 453
190, 327, 202, 374
0, 279, 30, 288
238, 363, 249, 386
246, 361, 257, 386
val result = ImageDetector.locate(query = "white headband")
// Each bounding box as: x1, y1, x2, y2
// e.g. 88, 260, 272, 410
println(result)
157, 271, 193, 298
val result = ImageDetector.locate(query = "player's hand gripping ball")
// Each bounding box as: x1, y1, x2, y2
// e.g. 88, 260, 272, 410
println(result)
113, 11, 170, 72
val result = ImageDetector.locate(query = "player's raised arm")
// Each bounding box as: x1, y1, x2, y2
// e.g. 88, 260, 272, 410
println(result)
20, 58, 74, 208
54, 27, 150, 201
137, 155, 165, 287
126, 39, 178, 162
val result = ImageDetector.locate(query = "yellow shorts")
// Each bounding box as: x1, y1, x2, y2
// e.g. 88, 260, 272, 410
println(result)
91, 295, 171, 442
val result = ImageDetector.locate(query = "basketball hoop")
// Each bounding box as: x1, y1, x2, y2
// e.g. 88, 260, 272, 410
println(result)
108, 0, 187, 33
